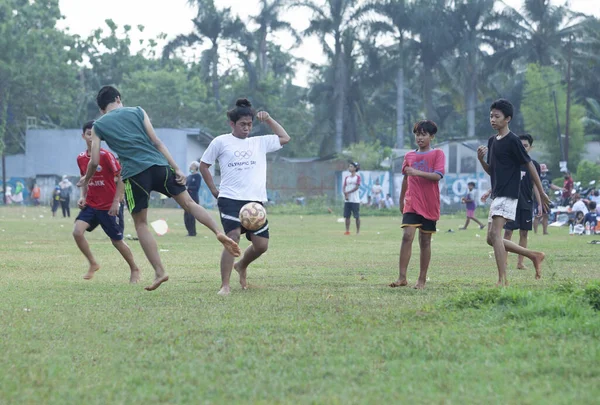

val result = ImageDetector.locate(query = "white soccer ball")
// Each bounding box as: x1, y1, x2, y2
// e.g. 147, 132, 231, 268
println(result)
239, 202, 267, 231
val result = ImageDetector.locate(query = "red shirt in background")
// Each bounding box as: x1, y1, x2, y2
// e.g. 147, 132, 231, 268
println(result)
77, 148, 121, 210
401, 149, 446, 221
563, 176, 573, 200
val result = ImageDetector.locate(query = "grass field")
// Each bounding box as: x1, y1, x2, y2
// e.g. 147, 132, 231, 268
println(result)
1, 205, 599, 404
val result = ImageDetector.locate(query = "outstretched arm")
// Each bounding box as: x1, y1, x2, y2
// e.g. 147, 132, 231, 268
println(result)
257, 111, 290, 145
142, 109, 185, 185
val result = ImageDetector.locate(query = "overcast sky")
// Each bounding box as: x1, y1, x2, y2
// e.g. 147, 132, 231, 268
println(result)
57, 0, 598, 87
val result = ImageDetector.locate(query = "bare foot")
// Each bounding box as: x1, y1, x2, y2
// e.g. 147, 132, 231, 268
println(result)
389, 280, 408, 287
496, 279, 509, 287
517, 263, 527, 270
531, 252, 545, 280
145, 274, 169, 291
217, 233, 241, 257
83, 264, 100, 280
217, 286, 230, 296
234, 262, 248, 290
413, 282, 426, 289
130, 269, 141, 284
480, 224, 486, 230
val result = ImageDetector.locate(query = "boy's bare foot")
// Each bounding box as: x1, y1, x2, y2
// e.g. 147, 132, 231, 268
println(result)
389, 280, 408, 287
145, 274, 169, 291
517, 263, 527, 270
531, 252, 545, 279
217, 286, 230, 296
217, 233, 241, 257
414, 282, 426, 289
480, 224, 486, 230
83, 264, 100, 280
234, 262, 248, 290
130, 269, 141, 284
496, 279, 509, 287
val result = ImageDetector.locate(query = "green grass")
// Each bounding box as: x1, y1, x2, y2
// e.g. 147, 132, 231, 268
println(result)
1, 205, 599, 404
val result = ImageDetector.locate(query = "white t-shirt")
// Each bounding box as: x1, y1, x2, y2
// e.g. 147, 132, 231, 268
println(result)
201, 134, 282, 202
572, 200, 589, 215
343, 174, 361, 203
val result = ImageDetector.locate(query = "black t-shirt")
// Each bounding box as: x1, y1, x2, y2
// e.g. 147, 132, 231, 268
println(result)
517, 159, 540, 209
186, 172, 202, 196
486, 132, 531, 199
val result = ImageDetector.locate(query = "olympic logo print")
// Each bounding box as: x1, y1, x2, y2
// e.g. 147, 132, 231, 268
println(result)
235, 150, 253, 159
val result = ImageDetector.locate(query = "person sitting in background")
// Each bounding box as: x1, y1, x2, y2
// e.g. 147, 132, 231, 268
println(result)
384, 193, 394, 209
571, 194, 589, 216
584, 201, 598, 232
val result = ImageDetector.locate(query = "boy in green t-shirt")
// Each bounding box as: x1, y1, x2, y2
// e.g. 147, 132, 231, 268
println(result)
79, 86, 241, 292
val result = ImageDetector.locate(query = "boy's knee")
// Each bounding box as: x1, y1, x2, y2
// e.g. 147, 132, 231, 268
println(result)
254, 243, 268, 255
486, 233, 495, 246
72, 229, 84, 238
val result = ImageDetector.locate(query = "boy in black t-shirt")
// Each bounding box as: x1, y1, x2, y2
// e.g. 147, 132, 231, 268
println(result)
477, 99, 550, 286
502, 134, 541, 270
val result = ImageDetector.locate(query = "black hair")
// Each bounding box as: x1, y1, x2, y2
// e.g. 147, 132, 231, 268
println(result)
490, 99, 514, 120
82, 120, 94, 133
413, 120, 438, 135
468, 181, 476, 187
589, 201, 597, 210
349, 161, 360, 172
96, 86, 121, 110
519, 133, 533, 145
227, 98, 255, 123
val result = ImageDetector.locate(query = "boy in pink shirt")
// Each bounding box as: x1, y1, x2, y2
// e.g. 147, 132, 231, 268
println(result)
390, 120, 445, 289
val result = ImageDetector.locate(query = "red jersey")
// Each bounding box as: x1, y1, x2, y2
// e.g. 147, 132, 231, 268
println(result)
77, 148, 121, 210
401, 149, 445, 220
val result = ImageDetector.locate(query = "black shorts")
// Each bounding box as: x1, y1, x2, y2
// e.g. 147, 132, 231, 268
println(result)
76, 205, 124, 241
504, 208, 533, 231
343, 202, 360, 219
217, 197, 269, 241
123, 165, 186, 214
401, 212, 437, 233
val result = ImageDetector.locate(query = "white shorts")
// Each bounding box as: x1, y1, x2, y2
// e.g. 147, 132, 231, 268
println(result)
488, 197, 518, 222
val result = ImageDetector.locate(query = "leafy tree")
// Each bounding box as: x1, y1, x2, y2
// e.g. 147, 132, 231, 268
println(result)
163, 0, 246, 111
521, 64, 585, 173
583, 98, 600, 142
0, 0, 82, 155
574, 160, 600, 185
299, 0, 359, 154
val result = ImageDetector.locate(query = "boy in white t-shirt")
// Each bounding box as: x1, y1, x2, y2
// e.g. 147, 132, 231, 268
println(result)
200, 98, 291, 296
343, 161, 361, 235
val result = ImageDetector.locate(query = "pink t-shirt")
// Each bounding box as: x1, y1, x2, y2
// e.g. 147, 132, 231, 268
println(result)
401, 149, 446, 220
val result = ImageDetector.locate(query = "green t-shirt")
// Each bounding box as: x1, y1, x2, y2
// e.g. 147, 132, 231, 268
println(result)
93, 106, 168, 179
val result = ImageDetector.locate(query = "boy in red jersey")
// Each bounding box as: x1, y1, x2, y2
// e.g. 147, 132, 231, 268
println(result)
390, 120, 445, 289
74, 121, 141, 282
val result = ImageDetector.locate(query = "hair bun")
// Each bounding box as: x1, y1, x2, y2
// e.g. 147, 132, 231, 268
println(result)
235, 98, 252, 108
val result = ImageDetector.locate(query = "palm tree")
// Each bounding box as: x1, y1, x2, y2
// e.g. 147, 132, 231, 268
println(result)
251, 0, 301, 82
298, 0, 358, 153
499, 0, 587, 67
162, 0, 244, 110
408, 0, 460, 122
360, 0, 412, 148
450, 0, 507, 138
583, 98, 600, 141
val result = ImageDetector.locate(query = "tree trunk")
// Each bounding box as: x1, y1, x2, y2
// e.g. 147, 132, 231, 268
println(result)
466, 50, 477, 138
257, 31, 268, 82
423, 67, 437, 121
0, 88, 8, 205
211, 44, 221, 111
396, 65, 405, 148
334, 52, 345, 153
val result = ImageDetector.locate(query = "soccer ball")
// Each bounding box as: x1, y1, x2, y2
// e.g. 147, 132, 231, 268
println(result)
239, 202, 267, 231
